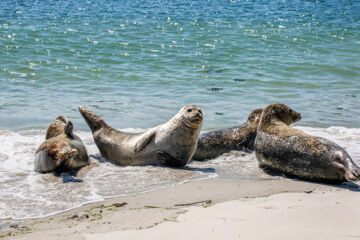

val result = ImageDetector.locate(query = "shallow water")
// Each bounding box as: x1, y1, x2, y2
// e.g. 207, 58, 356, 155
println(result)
0, 0, 360, 219
1, 0, 360, 130
0, 126, 359, 219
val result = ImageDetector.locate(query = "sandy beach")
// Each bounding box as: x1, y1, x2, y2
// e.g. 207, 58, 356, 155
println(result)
2, 0, 360, 239
2, 178, 360, 240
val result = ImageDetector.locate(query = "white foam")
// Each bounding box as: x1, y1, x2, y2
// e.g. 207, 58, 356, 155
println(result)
0, 128, 215, 219
0, 126, 359, 219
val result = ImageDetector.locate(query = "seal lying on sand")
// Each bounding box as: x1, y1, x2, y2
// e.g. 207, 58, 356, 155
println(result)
35, 116, 89, 173
78, 105, 203, 167
193, 109, 263, 161
254, 103, 360, 183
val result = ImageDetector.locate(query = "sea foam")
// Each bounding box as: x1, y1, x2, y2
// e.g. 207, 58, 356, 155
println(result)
0, 126, 359, 219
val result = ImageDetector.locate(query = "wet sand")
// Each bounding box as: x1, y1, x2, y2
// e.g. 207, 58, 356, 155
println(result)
2, 178, 360, 240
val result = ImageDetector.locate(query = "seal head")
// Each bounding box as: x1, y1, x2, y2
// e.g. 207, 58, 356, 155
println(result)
46, 116, 67, 139
246, 108, 264, 131
172, 105, 203, 129
258, 103, 301, 128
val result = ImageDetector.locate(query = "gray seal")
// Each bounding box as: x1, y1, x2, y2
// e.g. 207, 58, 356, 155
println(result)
78, 105, 203, 168
193, 109, 263, 161
35, 116, 89, 173
254, 103, 360, 183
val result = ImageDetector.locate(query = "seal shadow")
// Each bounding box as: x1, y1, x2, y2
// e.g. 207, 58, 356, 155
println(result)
90, 153, 126, 167
52, 171, 83, 183
156, 165, 216, 174
90, 153, 108, 163
294, 179, 360, 192
90, 154, 216, 174
339, 182, 360, 192
262, 168, 360, 192
182, 166, 216, 174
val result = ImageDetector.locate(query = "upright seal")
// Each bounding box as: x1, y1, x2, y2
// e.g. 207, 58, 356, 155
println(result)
254, 103, 360, 183
193, 109, 263, 161
35, 116, 89, 173
78, 105, 203, 167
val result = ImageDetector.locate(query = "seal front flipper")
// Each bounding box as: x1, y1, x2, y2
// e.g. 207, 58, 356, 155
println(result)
78, 106, 109, 133
133, 130, 156, 152
157, 151, 186, 168
64, 121, 74, 139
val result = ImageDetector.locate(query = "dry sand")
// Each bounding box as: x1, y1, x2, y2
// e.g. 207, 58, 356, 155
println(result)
2, 178, 360, 240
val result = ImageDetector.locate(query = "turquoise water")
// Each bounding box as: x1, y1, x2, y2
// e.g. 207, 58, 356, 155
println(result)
1, 0, 359, 131
1, 0, 360, 219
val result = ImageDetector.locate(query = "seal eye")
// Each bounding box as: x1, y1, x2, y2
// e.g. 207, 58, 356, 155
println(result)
187, 109, 192, 113
198, 110, 202, 114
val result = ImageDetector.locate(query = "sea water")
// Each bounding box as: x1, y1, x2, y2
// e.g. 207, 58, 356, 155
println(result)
0, 0, 360, 219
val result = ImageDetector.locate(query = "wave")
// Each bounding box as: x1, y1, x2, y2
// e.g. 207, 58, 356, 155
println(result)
0, 126, 359, 219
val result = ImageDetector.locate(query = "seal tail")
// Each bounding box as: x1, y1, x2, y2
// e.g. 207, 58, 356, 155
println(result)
78, 106, 109, 133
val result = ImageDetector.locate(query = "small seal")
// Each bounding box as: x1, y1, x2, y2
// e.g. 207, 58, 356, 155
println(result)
193, 109, 263, 161
35, 116, 89, 173
78, 105, 203, 167
254, 103, 360, 183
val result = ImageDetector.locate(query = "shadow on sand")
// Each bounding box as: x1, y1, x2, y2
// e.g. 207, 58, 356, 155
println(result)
262, 168, 360, 192
90, 153, 216, 174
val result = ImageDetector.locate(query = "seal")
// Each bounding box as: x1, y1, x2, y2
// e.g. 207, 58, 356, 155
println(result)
254, 103, 360, 183
35, 116, 89, 173
78, 105, 203, 167
193, 109, 263, 161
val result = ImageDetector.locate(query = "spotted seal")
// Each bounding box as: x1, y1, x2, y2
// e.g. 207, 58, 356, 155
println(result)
254, 103, 360, 183
78, 105, 203, 167
193, 109, 263, 161
35, 116, 89, 173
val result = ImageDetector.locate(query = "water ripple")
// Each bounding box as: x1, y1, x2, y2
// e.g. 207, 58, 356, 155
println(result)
0, 0, 359, 132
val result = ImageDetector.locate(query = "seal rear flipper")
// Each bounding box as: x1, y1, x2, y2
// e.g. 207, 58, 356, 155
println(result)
333, 161, 360, 182
345, 166, 360, 182
157, 151, 187, 168
133, 130, 156, 152
78, 106, 109, 133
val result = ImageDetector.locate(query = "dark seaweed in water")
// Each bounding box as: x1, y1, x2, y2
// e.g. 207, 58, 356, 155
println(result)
206, 88, 222, 92
205, 69, 226, 74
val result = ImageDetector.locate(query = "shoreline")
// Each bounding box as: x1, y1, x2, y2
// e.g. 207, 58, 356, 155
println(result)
2, 178, 359, 239
1, 125, 359, 221
3, 174, 218, 222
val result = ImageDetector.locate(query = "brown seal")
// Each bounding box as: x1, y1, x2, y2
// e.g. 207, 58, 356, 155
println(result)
35, 116, 89, 173
193, 109, 263, 161
254, 103, 360, 183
